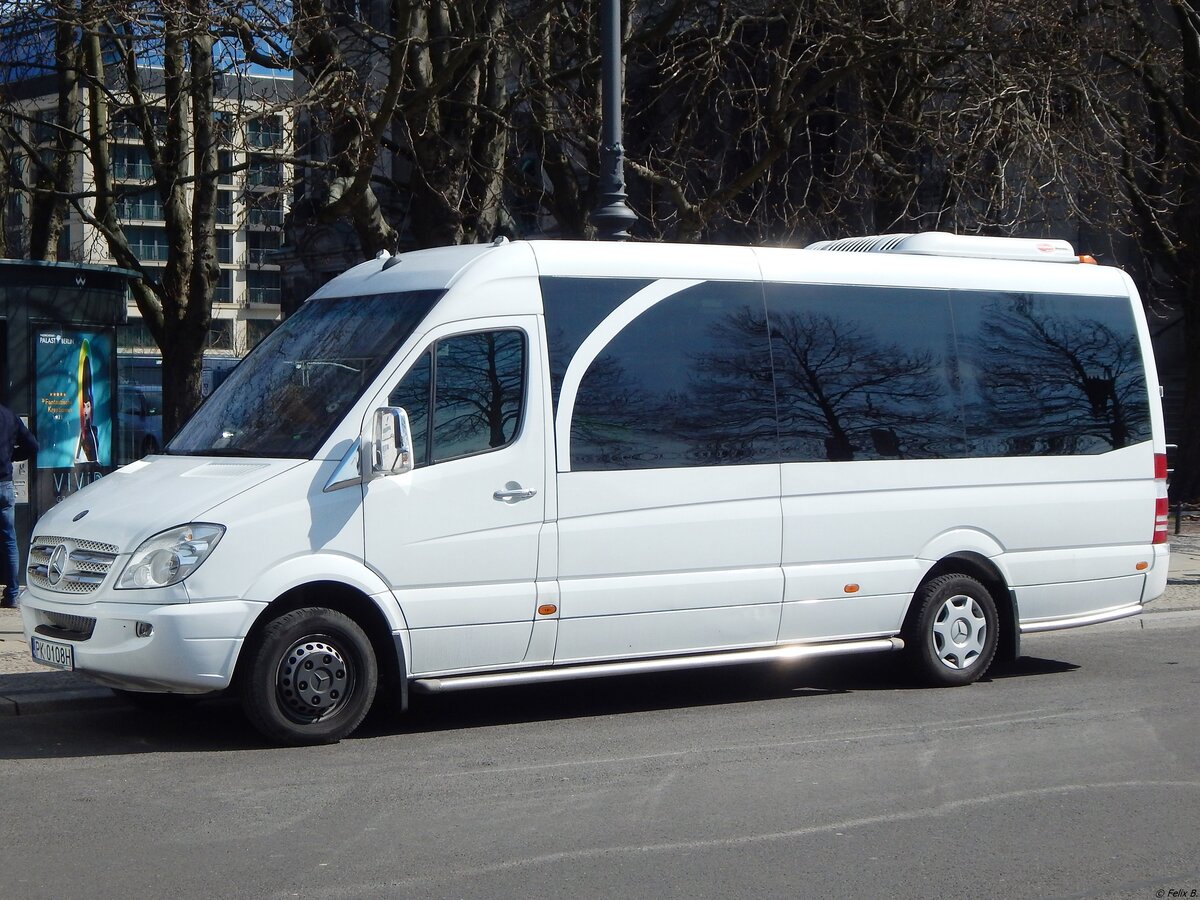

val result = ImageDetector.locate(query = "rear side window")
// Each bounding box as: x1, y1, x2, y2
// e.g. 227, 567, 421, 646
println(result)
954, 292, 1151, 455
389, 329, 526, 467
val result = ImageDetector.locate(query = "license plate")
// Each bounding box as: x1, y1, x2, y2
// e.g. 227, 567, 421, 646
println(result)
31, 636, 74, 671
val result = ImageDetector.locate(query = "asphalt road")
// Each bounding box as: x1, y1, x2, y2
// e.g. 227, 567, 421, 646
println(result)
0, 611, 1196, 900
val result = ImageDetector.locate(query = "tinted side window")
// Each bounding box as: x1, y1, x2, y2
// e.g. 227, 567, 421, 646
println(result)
389, 350, 431, 467
569, 281, 777, 470
389, 330, 525, 466
766, 284, 962, 461
542, 277, 653, 414
954, 292, 1151, 456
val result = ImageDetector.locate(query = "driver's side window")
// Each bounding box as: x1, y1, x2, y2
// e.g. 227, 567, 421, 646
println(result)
388, 329, 526, 468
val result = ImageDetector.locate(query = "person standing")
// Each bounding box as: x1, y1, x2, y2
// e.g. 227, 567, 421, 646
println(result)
1, 402, 38, 608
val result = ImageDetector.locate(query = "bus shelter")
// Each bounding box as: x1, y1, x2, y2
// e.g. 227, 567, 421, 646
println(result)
0, 260, 138, 589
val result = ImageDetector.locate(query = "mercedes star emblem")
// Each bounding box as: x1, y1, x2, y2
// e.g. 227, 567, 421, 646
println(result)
47, 544, 69, 586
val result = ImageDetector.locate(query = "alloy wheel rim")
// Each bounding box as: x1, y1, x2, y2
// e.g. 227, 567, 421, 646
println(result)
931, 594, 988, 670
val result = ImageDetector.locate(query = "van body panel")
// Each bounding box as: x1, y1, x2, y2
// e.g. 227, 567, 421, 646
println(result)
30, 456, 304, 559
555, 465, 783, 657
552, 603, 783, 663
1016, 574, 1147, 623
779, 593, 910, 643
183, 458, 367, 602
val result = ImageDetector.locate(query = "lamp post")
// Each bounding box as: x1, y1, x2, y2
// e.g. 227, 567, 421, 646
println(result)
589, 0, 637, 241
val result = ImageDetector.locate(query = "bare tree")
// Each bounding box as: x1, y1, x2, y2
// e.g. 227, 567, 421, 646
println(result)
2, 0, 293, 434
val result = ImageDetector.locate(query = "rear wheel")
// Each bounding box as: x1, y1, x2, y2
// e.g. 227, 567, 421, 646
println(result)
905, 573, 999, 686
240, 607, 378, 745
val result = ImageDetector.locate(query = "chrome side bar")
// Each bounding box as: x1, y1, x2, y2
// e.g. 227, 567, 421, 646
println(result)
412, 637, 905, 694
1019, 602, 1143, 634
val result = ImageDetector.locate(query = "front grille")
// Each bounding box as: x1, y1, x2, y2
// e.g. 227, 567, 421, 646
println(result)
27, 535, 121, 594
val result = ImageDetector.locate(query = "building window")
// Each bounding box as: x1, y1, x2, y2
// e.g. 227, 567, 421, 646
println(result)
118, 317, 160, 354
248, 192, 283, 226
213, 269, 234, 304
247, 230, 281, 264
247, 154, 282, 187
33, 108, 56, 144
112, 146, 154, 181
218, 150, 234, 185
125, 225, 170, 262
247, 270, 280, 305
216, 190, 233, 225
246, 318, 278, 350
248, 116, 283, 149
216, 231, 232, 264
115, 189, 164, 222
207, 319, 234, 352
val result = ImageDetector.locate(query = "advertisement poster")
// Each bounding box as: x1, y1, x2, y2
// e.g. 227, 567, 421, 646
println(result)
35, 329, 113, 469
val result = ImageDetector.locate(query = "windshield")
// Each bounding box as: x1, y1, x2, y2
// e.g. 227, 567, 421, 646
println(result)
168, 289, 442, 458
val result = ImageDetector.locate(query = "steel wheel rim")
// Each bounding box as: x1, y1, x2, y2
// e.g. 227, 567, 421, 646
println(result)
931, 594, 988, 671
275, 635, 355, 723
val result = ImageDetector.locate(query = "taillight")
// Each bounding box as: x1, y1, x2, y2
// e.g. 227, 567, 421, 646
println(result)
1153, 452, 1169, 544
1154, 497, 1169, 544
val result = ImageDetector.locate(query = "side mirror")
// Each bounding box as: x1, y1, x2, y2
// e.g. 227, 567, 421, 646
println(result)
370, 407, 414, 477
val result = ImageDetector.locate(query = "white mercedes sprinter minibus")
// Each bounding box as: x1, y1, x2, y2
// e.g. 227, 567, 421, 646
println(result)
21, 234, 1170, 744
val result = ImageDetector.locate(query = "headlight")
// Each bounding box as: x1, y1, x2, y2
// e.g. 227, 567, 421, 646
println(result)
116, 524, 225, 589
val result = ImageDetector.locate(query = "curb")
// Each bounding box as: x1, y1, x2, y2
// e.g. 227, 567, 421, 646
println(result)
0, 685, 122, 717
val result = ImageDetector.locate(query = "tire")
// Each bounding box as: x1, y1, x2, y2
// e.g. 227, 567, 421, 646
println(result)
905, 573, 999, 687
240, 607, 378, 746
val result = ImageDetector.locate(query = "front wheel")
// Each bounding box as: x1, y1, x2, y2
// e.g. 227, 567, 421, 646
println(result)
240, 607, 378, 745
905, 573, 999, 687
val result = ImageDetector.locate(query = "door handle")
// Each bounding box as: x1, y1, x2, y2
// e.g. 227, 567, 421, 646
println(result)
493, 486, 537, 502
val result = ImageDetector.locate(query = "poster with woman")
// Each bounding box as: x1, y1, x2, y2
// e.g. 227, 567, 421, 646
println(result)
35, 329, 113, 469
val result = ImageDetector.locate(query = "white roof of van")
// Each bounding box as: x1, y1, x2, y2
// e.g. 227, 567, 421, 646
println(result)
308, 237, 1133, 303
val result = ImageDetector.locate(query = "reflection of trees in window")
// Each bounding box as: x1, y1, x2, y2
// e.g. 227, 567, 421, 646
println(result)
432, 331, 525, 461
542, 277, 653, 413
569, 353, 658, 468
966, 296, 1150, 455
766, 302, 954, 462
171, 290, 440, 457
681, 306, 778, 463
391, 331, 525, 466
389, 351, 431, 466
568, 284, 776, 470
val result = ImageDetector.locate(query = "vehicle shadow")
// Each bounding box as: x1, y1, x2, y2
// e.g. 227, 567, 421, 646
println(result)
361, 650, 1081, 738
0, 650, 1082, 758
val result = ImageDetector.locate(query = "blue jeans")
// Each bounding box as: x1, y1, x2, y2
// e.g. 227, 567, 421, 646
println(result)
0, 481, 18, 604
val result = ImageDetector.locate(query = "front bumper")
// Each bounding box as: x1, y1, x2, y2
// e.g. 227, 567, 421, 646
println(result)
20, 593, 266, 693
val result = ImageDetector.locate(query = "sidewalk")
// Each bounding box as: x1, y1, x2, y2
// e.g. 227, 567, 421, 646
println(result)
4, 525, 1200, 717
